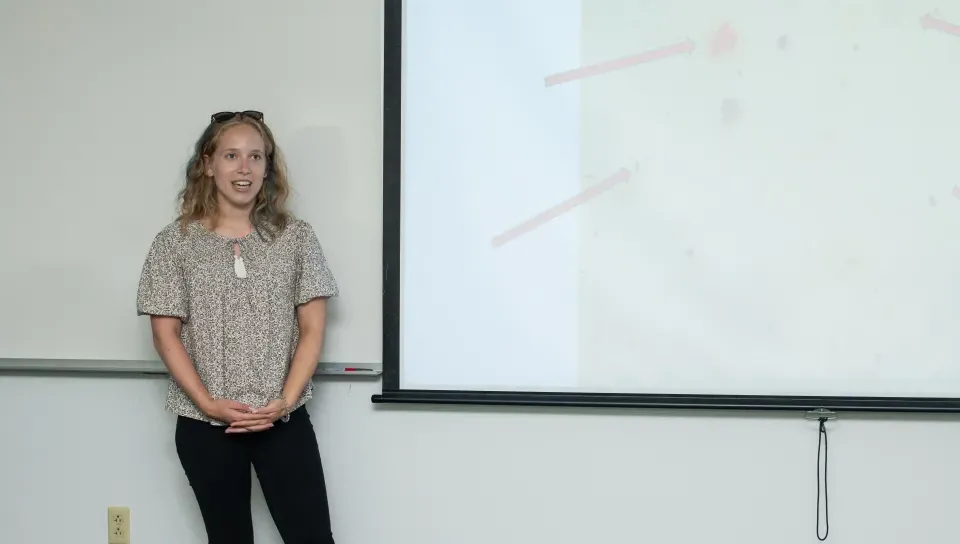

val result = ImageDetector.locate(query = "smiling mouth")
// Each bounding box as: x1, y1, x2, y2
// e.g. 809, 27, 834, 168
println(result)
232, 180, 252, 188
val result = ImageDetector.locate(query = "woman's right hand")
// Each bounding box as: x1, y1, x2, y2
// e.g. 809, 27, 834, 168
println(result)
203, 399, 274, 432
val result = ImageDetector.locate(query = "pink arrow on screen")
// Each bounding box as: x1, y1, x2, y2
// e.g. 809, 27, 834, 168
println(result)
544, 39, 696, 87
920, 13, 960, 36
491, 167, 632, 248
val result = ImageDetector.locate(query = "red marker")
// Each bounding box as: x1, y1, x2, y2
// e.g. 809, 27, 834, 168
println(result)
319, 367, 381, 375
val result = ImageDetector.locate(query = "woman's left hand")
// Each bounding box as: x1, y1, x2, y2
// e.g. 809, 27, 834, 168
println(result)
226, 399, 288, 433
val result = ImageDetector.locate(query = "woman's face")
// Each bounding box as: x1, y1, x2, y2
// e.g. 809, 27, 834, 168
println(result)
205, 124, 268, 212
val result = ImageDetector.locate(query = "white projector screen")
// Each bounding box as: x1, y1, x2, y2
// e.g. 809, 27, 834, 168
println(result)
397, 0, 960, 401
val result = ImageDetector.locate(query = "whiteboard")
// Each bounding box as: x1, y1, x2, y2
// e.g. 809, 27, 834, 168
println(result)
0, 0, 383, 365
394, 0, 960, 403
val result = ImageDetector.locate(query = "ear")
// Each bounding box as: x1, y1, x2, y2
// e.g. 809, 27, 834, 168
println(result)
202, 155, 212, 176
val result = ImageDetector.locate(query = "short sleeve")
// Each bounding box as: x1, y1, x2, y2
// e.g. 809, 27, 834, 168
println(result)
296, 221, 339, 305
136, 227, 189, 320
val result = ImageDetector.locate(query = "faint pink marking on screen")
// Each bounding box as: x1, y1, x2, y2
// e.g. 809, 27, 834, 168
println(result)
491, 167, 632, 248
544, 39, 696, 87
710, 22, 738, 56
921, 13, 960, 35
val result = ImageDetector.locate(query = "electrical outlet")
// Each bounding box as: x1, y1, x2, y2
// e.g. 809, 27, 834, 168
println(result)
107, 506, 130, 544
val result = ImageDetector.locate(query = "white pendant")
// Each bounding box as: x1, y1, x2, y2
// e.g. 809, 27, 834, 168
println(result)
234, 255, 247, 278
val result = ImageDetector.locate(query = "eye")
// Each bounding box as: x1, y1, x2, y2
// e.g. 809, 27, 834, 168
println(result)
225, 152, 237, 159
251, 154, 262, 161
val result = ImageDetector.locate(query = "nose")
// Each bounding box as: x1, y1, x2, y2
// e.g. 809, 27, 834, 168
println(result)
238, 158, 252, 174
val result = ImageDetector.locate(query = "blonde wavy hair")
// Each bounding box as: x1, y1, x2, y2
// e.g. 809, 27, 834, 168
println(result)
177, 113, 292, 239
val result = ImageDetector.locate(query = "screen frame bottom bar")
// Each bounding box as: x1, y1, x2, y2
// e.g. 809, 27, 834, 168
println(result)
372, 389, 960, 413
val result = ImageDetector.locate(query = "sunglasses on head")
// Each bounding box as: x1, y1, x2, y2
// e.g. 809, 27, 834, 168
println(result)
210, 110, 264, 124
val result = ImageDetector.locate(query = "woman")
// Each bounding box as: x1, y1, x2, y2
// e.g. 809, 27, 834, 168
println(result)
136, 110, 338, 544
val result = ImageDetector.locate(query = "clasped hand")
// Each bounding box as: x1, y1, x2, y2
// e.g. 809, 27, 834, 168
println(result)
206, 398, 287, 433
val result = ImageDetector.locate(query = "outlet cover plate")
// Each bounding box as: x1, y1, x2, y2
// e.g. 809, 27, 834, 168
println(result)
107, 506, 130, 544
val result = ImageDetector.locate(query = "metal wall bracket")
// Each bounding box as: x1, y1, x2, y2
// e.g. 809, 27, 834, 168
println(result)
805, 407, 838, 420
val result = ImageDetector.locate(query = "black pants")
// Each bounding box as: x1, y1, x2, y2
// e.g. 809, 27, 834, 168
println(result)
175, 406, 335, 544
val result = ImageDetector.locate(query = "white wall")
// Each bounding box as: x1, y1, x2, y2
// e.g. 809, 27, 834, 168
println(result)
2, 374, 959, 543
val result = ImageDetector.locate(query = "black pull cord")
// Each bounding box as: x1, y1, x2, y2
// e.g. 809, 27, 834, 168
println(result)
816, 417, 829, 540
